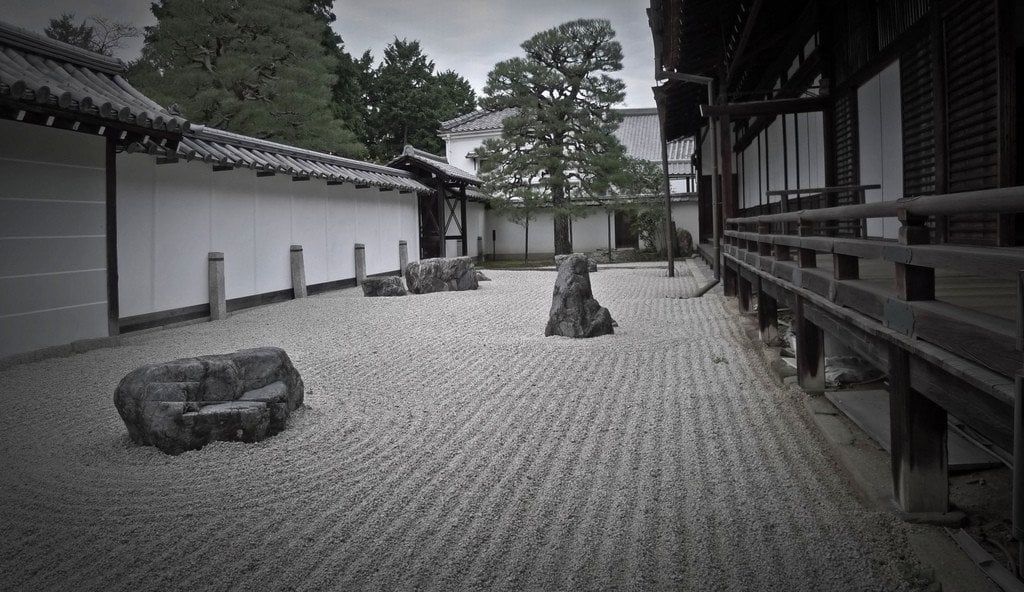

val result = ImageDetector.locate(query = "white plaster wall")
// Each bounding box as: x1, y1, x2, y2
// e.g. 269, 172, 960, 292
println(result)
118, 154, 420, 318
572, 210, 613, 252
489, 210, 556, 258
464, 201, 486, 258
858, 61, 903, 239
445, 133, 495, 174
0, 120, 109, 357
673, 202, 700, 244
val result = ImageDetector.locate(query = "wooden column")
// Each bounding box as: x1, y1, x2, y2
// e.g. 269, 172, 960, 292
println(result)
795, 295, 825, 394
833, 253, 859, 280
105, 136, 120, 336
738, 274, 753, 313
895, 210, 934, 301
757, 277, 780, 345
723, 263, 738, 297
797, 218, 816, 268
889, 345, 948, 513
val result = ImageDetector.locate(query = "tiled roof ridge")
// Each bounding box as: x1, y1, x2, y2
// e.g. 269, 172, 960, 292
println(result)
402, 144, 447, 164
190, 125, 418, 179
0, 20, 125, 75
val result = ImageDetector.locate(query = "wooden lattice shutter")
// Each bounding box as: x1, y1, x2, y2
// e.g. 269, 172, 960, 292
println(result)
901, 34, 936, 197
942, 0, 1000, 243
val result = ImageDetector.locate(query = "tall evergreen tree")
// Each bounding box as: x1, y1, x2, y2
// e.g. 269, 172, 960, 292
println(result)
45, 13, 140, 57
363, 39, 476, 160
129, 0, 364, 157
480, 19, 631, 255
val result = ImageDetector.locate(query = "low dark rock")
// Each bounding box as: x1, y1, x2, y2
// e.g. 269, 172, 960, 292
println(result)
405, 256, 479, 294
114, 347, 304, 454
555, 253, 597, 272
475, 270, 491, 282
361, 276, 407, 297
545, 254, 615, 338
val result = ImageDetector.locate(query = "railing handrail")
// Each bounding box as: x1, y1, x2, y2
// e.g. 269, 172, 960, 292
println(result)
728, 185, 1024, 225
764, 184, 879, 197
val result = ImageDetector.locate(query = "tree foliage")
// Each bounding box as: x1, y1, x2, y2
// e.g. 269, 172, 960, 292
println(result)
128, 0, 364, 157
480, 18, 638, 255
45, 13, 140, 57
363, 39, 476, 161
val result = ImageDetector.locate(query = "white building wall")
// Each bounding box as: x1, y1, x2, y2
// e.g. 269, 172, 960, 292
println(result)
572, 210, 613, 252
445, 133, 494, 174
0, 120, 110, 357
117, 154, 420, 319
858, 60, 903, 239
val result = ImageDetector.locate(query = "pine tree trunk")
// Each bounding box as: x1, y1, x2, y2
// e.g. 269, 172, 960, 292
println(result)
551, 184, 571, 254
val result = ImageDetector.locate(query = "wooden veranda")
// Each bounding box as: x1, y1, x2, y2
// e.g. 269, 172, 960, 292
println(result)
721, 187, 1024, 518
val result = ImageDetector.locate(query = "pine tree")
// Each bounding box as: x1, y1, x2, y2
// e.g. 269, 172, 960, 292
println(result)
45, 13, 140, 57
129, 0, 364, 157
363, 39, 476, 160
481, 19, 632, 255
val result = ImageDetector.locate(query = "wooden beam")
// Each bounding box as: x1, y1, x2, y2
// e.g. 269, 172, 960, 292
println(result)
212, 165, 232, 172
725, 0, 765, 86
702, 96, 827, 118
256, 171, 275, 177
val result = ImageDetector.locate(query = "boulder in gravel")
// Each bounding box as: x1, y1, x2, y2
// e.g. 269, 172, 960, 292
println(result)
361, 276, 407, 297
113, 347, 304, 455
555, 253, 597, 272
405, 256, 479, 294
545, 254, 614, 338
475, 270, 491, 282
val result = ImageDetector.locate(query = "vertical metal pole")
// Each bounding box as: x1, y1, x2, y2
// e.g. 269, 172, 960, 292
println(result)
607, 210, 613, 262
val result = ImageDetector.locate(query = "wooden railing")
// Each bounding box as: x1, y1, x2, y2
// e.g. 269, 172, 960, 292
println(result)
721, 186, 1024, 515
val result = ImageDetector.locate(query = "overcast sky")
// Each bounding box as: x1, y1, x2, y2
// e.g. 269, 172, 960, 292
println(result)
2, 0, 656, 108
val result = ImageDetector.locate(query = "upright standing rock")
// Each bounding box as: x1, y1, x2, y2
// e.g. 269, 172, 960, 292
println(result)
545, 254, 615, 338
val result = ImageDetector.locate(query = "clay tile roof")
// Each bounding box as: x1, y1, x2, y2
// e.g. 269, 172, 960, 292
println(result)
0, 20, 188, 136
386, 144, 481, 186
439, 107, 693, 175
439, 108, 518, 134
128, 125, 431, 193
614, 108, 693, 175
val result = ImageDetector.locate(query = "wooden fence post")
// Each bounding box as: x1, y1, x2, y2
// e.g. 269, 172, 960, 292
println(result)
757, 278, 780, 345
208, 252, 226, 321
290, 245, 306, 299
354, 243, 366, 286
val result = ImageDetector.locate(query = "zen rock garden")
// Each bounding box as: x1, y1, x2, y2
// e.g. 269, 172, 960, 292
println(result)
546, 253, 615, 338
114, 347, 305, 454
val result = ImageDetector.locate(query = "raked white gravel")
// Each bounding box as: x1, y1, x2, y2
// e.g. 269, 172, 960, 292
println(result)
0, 260, 929, 591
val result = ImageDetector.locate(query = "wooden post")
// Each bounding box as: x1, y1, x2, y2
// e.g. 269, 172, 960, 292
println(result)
723, 263, 738, 297
399, 240, 408, 274
106, 136, 120, 336
757, 222, 772, 257
795, 295, 825, 394
354, 243, 366, 286
833, 253, 859, 280
889, 345, 948, 513
208, 252, 226, 321
757, 277, 780, 345
896, 209, 934, 301
798, 218, 816, 268
477, 236, 483, 263
290, 245, 306, 299
738, 274, 753, 313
